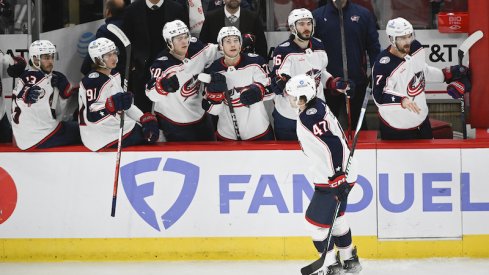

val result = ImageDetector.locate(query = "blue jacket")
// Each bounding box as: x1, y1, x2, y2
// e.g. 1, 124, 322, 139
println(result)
312, 1, 380, 85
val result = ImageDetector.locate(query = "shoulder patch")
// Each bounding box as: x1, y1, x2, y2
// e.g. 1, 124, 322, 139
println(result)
306, 108, 317, 115
159, 56, 169, 61
88, 72, 99, 78
247, 53, 259, 57
190, 36, 197, 43
279, 42, 290, 47
312, 37, 322, 43
379, 56, 390, 64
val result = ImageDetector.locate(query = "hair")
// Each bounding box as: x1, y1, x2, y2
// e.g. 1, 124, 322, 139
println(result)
304, 96, 317, 109
105, 0, 125, 18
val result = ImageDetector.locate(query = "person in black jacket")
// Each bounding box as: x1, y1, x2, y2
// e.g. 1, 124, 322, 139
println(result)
122, 0, 188, 113
313, 0, 380, 131
81, 0, 126, 79
199, 0, 267, 59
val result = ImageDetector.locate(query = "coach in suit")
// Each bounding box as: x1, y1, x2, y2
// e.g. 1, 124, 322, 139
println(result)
122, 0, 188, 113
199, 0, 267, 59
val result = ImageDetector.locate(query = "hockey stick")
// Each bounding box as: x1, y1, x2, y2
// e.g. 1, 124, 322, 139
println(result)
300, 81, 371, 275
198, 73, 242, 140
107, 23, 132, 217
334, 0, 352, 141
457, 30, 483, 139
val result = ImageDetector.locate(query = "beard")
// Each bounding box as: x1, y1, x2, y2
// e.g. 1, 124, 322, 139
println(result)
297, 30, 311, 41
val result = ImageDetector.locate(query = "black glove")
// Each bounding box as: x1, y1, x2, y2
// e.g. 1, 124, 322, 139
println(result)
105, 92, 133, 114
447, 77, 471, 99
442, 65, 470, 83
155, 74, 179, 94
205, 72, 227, 104
7, 56, 27, 78
274, 73, 291, 94
241, 33, 256, 54
324, 172, 355, 202
239, 83, 265, 106
51, 71, 72, 98
140, 112, 159, 143
22, 85, 43, 104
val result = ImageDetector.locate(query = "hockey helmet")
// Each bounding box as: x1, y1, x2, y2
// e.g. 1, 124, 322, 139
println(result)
162, 20, 190, 50
29, 40, 56, 69
287, 8, 315, 37
217, 26, 242, 48
285, 74, 317, 107
386, 17, 414, 46
88, 38, 118, 68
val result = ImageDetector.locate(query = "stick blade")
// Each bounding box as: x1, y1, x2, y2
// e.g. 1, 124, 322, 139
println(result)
301, 255, 325, 275
107, 24, 130, 47
459, 30, 484, 54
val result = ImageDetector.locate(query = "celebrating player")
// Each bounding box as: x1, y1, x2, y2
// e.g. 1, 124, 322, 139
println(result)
78, 38, 159, 151
145, 20, 221, 142
11, 40, 80, 150
285, 74, 361, 275
373, 17, 471, 140
202, 26, 273, 141
270, 8, 350, 140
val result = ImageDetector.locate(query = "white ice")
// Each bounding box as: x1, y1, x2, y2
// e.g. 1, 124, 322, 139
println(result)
1, 259, 489, 275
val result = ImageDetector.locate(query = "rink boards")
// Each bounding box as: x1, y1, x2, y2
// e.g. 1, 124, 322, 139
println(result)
1, 141, 489, 261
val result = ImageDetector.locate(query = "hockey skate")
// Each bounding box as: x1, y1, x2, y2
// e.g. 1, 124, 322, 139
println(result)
342, 246, 362, 273
326, 260, 344, 275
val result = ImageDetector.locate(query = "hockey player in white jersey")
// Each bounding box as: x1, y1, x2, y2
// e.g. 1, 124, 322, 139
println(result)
285, 74, 361, 275
270, 8, 350, 140
1, 51, 26, 142
145, 20, 221, 141
11, 40, 80, 150
202, 26, 274, 141
79, 38, 159, 151
372, 17, 470, 140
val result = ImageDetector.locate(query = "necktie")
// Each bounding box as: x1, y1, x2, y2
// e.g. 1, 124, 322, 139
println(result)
229, 15, 237, 24
151, 5, 158, 10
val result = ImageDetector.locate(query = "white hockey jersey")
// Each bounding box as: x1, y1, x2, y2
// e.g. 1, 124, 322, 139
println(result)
271, 38, 331, 120
146, 39, 220, 124
11, 69, 70, 150
297, 98, 357, 184
204, 53, 273, 140
372, 40, 444, 129
78, 70, 143, 151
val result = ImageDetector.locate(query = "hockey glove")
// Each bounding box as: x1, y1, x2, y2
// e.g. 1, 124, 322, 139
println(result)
22, 85, 43, 104
326, 77, 349, 93
273, 73, 291, 94
51, 71, 72, 98
155, 74, 179, 94
6, 56, 27, 78
140, 113, 159, 143
239, 83, 266, 106
442, 65, 470, 83
447, 78, 471, 99
241, 33, 256, 54
326, 171, 355, 202
105, 92, 133, 115
205, 72, 227, 104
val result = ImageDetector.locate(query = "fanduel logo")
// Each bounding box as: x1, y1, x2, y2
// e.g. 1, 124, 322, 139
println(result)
120, 158, 199, 231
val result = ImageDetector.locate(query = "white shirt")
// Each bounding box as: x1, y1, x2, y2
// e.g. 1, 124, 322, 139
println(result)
145, 0, 164, 9
224, 7, 240, 20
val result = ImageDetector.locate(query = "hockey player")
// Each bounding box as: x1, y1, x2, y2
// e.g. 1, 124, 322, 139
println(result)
79, 38, 159, 151
271, 8, 350, 140
202, 26, 273, 141
11, 40, 80, 150
373, 17, 470, 140
1, 51, 26, 142
145, 20, 220, 141
285, 74, 361, 274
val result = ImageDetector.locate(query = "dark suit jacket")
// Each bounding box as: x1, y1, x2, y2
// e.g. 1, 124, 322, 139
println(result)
199, 7, 267, 59
122, 0, 188, 112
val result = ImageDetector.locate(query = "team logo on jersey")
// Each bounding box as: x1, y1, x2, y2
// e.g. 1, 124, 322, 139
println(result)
306, 108, 317, 115
190, 37, 197, 43
120, 157, 199, 231
351, 15, 360, 22
160, 56, 169, 61
0, 167, 17, 224
88, 72, 99, 78
247, 53, 259, 57
407, 71, 425, 97
181, 77, 201, 99
379, 57, 390, 64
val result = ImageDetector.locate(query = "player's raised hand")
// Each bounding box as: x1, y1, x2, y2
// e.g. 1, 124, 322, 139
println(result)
274, 73, 291, 93
156, 74, 179, 94
401, 97, 421, 114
